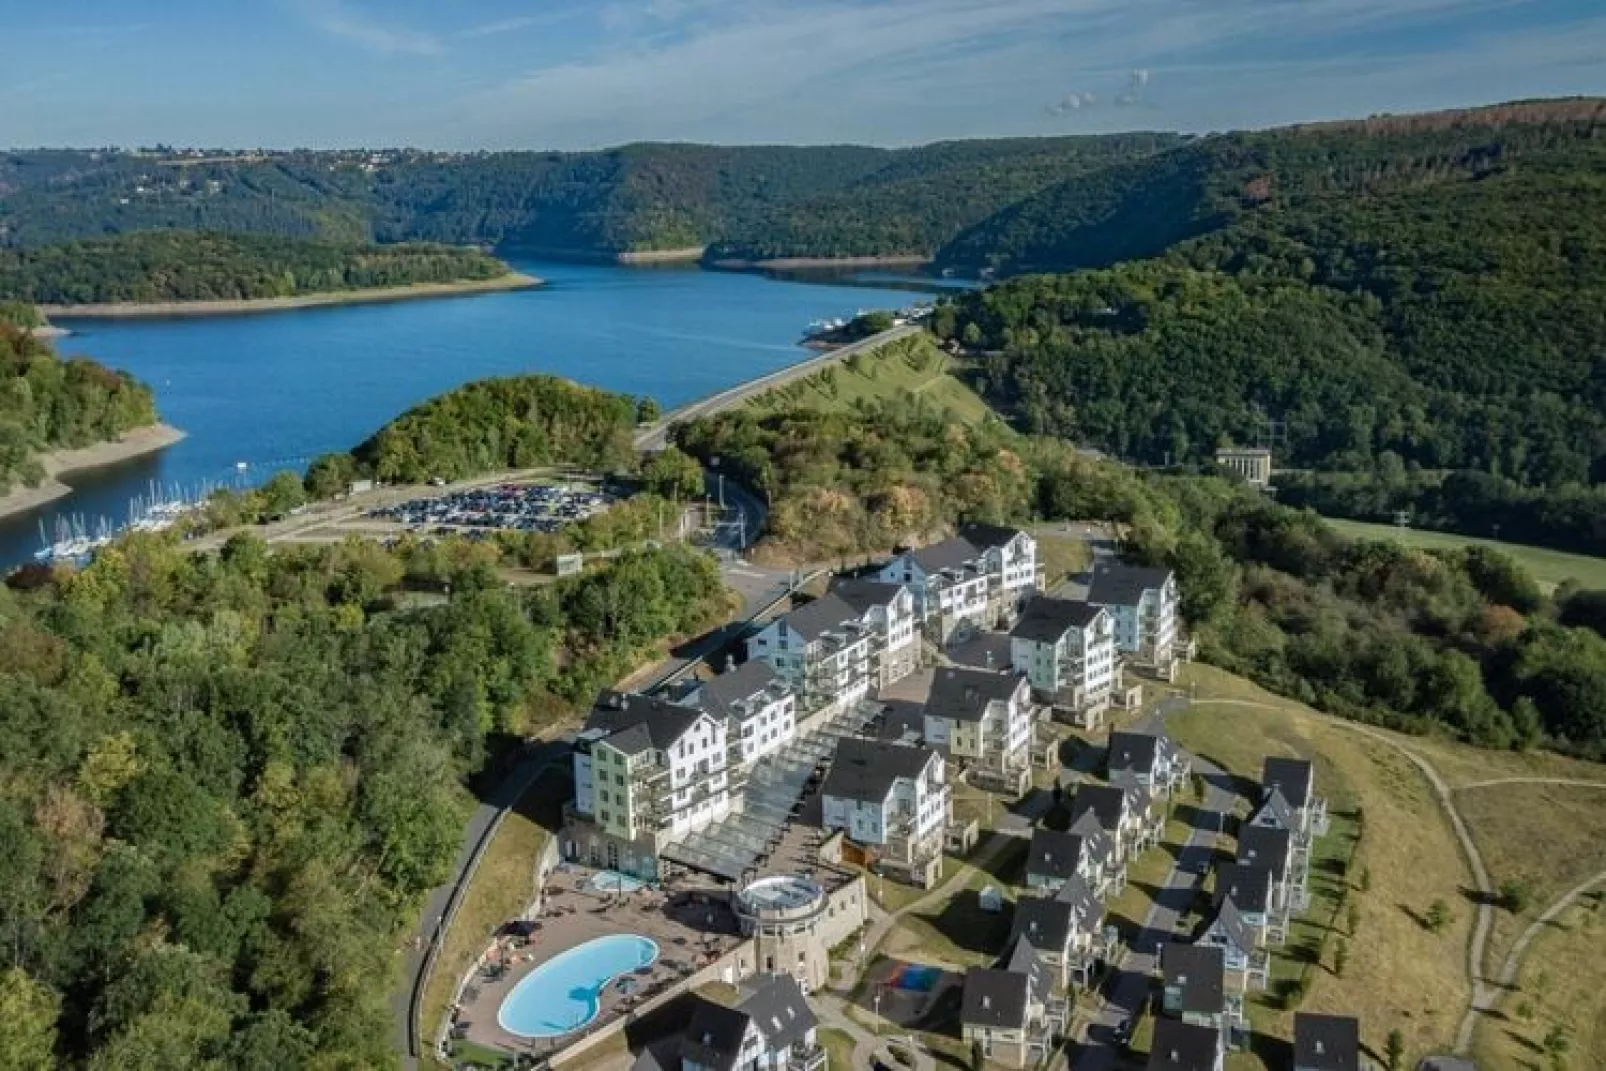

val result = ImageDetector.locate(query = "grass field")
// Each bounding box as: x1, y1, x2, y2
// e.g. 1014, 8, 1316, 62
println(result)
1321, 517, 1606, 590
1035, 531, 1094, 587
743, 333, 1002, 427
1472, 888, 1606, 1071
1167, 666, 1474, 1068
819, 1027, 857, 1071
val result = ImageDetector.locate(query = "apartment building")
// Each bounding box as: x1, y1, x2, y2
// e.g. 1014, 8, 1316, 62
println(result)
688, 660, 797, 768
1294, 1013, 1362, 1071
1070, 776, 1162, 862
1160, 943, 1242, 1036
564, 693, 732, 881
746, 593, 874, 711
679, 974, 827, 1071
960, 942, 1055, 1070
1148, 1019, 1226, 1071
820, 737, 950, 887
1087, 562, 1181, 670
1025, 827, 1115, 899
921, 666, 1035, 793
1009, 596, 1118, 726
878, 525, 1039, 644
1010, 875, 1108, 989
1107, 729, 1191, 797
1212, 862, 1277, 946
828, 577, 920, 685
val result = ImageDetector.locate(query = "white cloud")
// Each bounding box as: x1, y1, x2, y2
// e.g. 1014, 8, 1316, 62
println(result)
292, 0, 444, 56
455, 14, 574, 41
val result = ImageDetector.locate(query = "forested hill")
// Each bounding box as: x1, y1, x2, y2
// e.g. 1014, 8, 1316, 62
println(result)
0, 327, 159, 493
0, 232, 512, 305
0, 136, 1184, 260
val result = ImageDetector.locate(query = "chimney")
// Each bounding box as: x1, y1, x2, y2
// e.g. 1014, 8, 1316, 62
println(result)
982, 996, 991, 1009
1315, 1041, 1325, 1055
984, 650, 995, 668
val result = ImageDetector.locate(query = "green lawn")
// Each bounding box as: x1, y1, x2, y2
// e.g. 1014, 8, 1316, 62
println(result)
819, 1026, 857, 1070
1321, 517, 1606, 590
744, 333, 1003, 428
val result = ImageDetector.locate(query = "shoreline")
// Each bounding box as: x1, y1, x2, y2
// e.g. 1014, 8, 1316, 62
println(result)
709, 254, 931, 272
40, 273, 541, 321
0, 423, 188, 523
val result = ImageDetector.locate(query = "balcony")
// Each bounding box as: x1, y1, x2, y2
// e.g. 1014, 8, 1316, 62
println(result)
788, 1042, 828, 1071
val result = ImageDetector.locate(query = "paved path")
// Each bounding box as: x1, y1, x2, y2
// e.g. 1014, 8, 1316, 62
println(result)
633, 325, 920, 451
1455, 776, 1606, 791
816, 993, 937, 1071
1489, 869, 1606, 994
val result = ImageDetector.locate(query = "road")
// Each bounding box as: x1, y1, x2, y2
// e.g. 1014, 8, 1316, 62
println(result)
632, 324, 920, 451
1068, 705, 1234, 1070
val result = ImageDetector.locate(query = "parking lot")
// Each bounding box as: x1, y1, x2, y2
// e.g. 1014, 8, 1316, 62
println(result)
367, 481, 619, 534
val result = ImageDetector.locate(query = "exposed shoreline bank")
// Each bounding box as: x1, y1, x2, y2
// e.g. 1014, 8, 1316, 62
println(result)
709, 254, 931, 272
0, 423, 188, 523
40, 273, 541, 321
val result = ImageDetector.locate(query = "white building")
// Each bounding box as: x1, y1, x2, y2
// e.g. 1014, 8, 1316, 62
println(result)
679, 973, 827, 1071
922, 666, 1035, 793
821, 737, 950, 887
877, 525, 1040, 643
829, 577, 921, 685
1009, 597, 1118, 726
1087, 563, 1180, 670
687, 660, 797, 768
746, 593, 874, 711
564, 693, 732, 880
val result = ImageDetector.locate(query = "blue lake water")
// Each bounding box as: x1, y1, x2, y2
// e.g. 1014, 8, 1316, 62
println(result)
0, 259, 928, 566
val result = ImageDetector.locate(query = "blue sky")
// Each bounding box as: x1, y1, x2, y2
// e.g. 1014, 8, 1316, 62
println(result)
1, 0, 1602, 149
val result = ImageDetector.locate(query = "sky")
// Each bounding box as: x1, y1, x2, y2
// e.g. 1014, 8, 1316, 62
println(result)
0, 0, 1602, 150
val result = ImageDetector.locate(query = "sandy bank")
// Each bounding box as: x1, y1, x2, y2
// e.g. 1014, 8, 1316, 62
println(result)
710, 254, 932, 272
0, 424, 188, 522
29, 325, 71, 339
615, 246, 707, 265
40, 273, 541, 321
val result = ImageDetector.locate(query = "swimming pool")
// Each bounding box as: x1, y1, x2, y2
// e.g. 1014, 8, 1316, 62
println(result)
497, 934, 660, 1038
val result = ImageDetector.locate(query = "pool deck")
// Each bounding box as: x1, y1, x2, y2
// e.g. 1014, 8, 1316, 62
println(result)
450, 863, 745, 1060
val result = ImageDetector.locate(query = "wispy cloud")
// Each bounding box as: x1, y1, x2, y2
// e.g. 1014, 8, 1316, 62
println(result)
455, 14, 572, 41
292, 0, 444, 56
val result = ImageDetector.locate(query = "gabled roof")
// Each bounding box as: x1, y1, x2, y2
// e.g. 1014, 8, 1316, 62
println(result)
1070, 784, 1128, 833
946, 631, 1015, 673
925, 666, 1024, 724
779, 593, 863, 642
1108, 730, 1163, 776
679, 998, 752, 1071
1053, 873, 1105, 925
1148, 1018, 1223, 1071
876, 699, 927, 746
1251, 786, 1295, 831
959, 522, 1028, 553
1263, 756, 1314, 810
830, 577, 908, 616
1204, 897, 1256, 954
1004, 936, 1052, 1005
960, 966, 1029, 1029
585, 692, 710, 755
1161, 942, 1226, 1016
1028, 828, 1089, 883
1011, 895, 1077, 950
1213, 862, 1273, 916
821, 737, 937, 805
1010, 597, 1104, 643
1087, 562, 1174, 608
737, 974, 817, 1053
1068, 811, 1115, 864
908, 536, 983, 575
695, 660, 785, 722
1237, 825, 1293, 880
1294, 1012, 1361, 1071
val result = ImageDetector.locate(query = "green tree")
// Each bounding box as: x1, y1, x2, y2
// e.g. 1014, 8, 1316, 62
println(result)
641, 447, 704, 501
258, 470, 307, 519
1425, 899, 1452, 933
0, 968, 59, 1071
1332, 938, 1348, 977
303, 452, 357, 499
1385, 1028, 1405, 1071
1499, 878, 1532, 914
636, 396, 662, 424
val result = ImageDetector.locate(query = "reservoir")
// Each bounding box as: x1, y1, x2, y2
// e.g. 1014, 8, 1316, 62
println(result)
0, 258, 928, 567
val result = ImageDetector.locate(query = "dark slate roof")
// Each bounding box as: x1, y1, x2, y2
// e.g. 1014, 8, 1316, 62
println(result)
1213, 863, 1273, 916
1011, 895, 1076, 950
830, 577, 907, 616
1004, 936, 1051, 1005
696, 660, 784, 722
1068, 812, 1115, 864
1148, 1019, 1223, 1071
1027, 828, 1088, 883
1251, 786, 1295, 831
1087, 562, 1174, 607
1108, 731, 1162, 776
738, 974, 817, 1052
1294, 1013, 1361, 1071
679, 998, 752, 1071
822, 737, 936, 805
960, 966, 1029, 1030
1263, 756, 1314, 810
1053, 873, 1105, 925
925, 666, 1023, 724
585, 693, 709, 755
780, 593, 862, 642
946, 631, 1015, 672
1109, 768, 1154, 806
1238, 825, 1293, 880
1011, 597, 1104, 643
959, 522, 1028, 553
876, 699, 928, 746
1161, 943, 1226, 1016
1070, 784, 1127, 833
909, 536, 983, 575
1205, 897, 1256, 954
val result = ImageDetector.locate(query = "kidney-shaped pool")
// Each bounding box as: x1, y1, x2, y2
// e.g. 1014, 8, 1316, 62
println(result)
497, 933, 660, 1038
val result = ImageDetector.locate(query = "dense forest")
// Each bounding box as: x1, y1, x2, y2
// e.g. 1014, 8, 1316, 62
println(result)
0, 232, 511, 305
0, 137, 1182, 260
677, 399, 1606, 760
344, 375, 640, 485
0, 534, 726, 1068
0, 328, 159, 493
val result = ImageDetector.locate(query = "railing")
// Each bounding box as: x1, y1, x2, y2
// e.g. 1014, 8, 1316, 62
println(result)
789, 1043, 829, 1071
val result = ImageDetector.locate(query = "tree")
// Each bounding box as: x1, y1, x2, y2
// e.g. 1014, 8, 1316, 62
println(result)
1385, 1028, 1405, 1071
1332, 938, 1348, 977
0, 968, 58, 1071
258, 470, 307, 519
641, 447, 704, 501
1425, 899, 1452, 933
1543, 1024, 1571, 1058
636, 396, 661, 424
303, 452, 357, 499
1359, 866, 1372, 893
1499, 878, 1532, 914
1345, 901, 1360, 936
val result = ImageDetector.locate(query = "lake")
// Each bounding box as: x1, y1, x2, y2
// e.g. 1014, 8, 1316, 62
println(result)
0, 259, 929, 567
